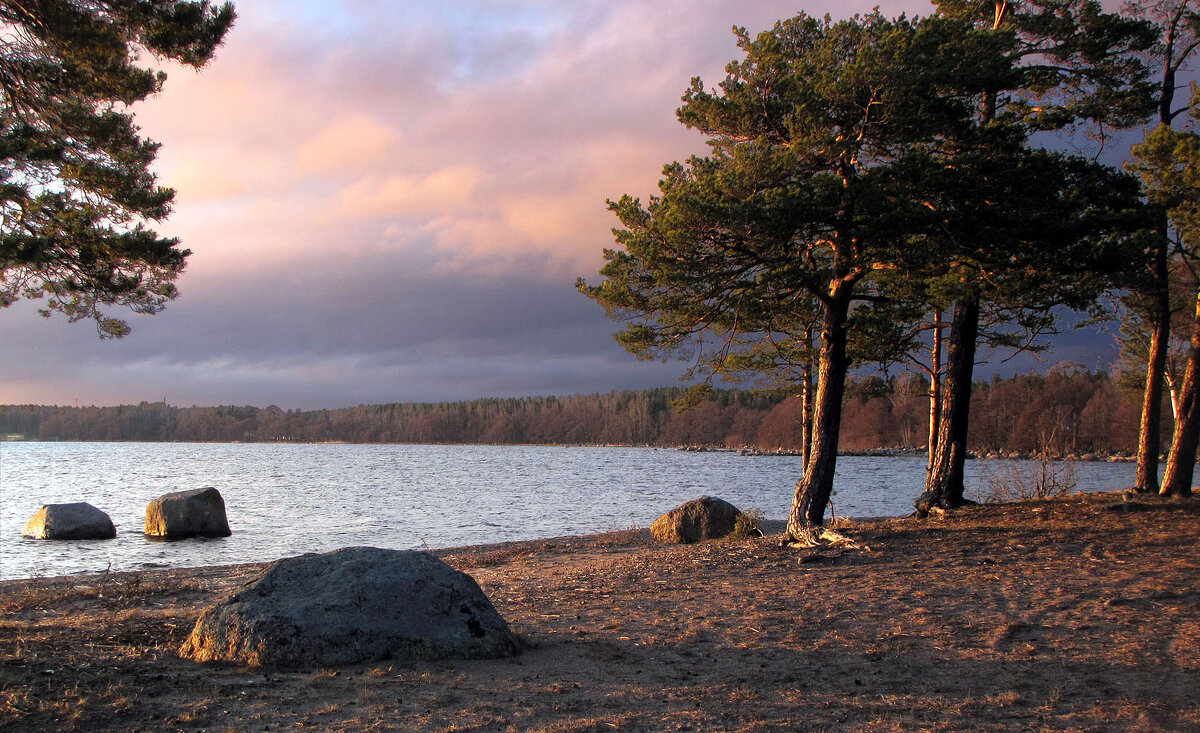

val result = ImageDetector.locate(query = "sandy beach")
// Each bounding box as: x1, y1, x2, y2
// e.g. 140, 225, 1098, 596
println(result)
2, 490, 1198, 732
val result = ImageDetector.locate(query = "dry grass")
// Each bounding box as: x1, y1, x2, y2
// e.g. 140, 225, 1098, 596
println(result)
981, 454, 1079, 502
2, 491, 1199, 732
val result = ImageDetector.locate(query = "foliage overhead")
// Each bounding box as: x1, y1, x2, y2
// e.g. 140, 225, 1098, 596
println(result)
934, 0, 1157, 130
579, 13, 1013, 385
0, 0, 235, 337
581, 9, 1147, 387
1128, 121, 1200, 244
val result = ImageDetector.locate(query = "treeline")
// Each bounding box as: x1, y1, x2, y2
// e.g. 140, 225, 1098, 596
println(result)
0, 366, 1152, 455
842, 367, 1145, 456
0, 388, 779, 447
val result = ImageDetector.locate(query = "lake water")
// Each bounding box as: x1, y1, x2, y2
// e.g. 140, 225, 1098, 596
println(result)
0, 442, 1139, 580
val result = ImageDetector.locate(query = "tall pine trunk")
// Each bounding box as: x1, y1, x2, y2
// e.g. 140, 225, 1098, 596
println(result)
922, 294, 980, 508
927, 309, 943, 475
1136, 32, 1189, 492
786, 296, 851, 542
1160, 288, 1200, 497
918, 81, 993, 514
1135, 235, 1171, 493
801, 326, 815, 469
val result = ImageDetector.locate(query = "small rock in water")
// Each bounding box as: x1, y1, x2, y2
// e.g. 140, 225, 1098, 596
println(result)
22, 502, 116, 540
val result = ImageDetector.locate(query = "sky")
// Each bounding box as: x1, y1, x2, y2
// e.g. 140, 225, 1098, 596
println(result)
0, 0, 1131, 410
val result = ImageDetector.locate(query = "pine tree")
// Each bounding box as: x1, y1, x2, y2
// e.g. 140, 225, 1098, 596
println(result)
920, 0, 1155, 511
1121, 0, 1200, 493
581, 12, 1024, 543
1128, 121, 1200, 497
0, 0, 235, 336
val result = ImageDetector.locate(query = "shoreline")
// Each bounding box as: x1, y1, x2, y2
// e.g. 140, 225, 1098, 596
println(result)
0, 437, 1143, 460
3, 490, 1198, 731
0, 520, 794, 587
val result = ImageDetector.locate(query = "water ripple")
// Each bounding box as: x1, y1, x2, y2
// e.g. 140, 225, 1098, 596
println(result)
0, 443, 1136, 579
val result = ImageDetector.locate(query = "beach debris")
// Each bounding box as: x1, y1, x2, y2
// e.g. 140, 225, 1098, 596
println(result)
21, 502, 116, 540
650, 496, 749, 543
179, 546, 521, 669
145, 487, 232, 539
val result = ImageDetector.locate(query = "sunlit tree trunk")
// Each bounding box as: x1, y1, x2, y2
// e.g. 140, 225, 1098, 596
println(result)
1136, 235, 1171, 493
1134, 0, 1198, 492
927, 309, 943, 476
801, 325, 815, 469
919, 78, 996, 511
1161, 288, 1200, 497
787, 294, 852, 543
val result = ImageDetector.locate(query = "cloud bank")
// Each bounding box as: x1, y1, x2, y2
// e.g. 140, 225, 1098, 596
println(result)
0, 0, 1117, 409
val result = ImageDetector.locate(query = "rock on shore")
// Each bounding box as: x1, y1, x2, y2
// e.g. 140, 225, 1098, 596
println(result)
651, 496, 747, 543
179, 546, 521, 669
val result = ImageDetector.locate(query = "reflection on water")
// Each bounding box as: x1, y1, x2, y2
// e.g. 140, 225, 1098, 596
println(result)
0, 442, 1136, 579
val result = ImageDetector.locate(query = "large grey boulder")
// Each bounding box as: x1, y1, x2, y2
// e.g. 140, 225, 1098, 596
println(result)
179, 546, 521, 669
145, 487, 231, 539
22, 502, 116, 540
651, 495, 746, 544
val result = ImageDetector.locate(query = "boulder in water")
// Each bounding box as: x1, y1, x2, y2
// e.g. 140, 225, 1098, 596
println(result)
22, 502, 116, 540
145, 487, 231, 539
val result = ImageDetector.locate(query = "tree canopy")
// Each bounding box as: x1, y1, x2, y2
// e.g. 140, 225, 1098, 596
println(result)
0, 0, 235, 337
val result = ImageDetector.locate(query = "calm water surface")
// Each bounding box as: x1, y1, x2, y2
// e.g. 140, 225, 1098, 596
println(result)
0, 442, 1138, 579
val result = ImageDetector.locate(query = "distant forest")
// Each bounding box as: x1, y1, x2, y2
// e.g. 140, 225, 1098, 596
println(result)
0, 366, 1153, 457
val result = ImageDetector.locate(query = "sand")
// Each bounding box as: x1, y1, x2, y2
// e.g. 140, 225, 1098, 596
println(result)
2, 490, 1198, 732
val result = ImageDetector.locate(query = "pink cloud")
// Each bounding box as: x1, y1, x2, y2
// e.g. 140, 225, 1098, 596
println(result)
145, 0, 940, 290
0, 0, 943, 408
296, 115, 405, 175
334, 165, 486, 219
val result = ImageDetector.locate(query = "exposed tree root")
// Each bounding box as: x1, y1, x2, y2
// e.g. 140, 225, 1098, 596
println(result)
785, 527, 868, 551
914, 491, 979, 519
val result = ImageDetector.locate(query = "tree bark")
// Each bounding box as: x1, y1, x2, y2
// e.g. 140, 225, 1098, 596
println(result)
1135, 235, 1171, 493
927, 309, 943, 476
786, 297, 851, 542
1161, 288, 1200, 497
922, 294, 980, 509
801, 326, 814, 469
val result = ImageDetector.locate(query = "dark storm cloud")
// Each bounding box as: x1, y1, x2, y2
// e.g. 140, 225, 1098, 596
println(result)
0, 250, 688, 408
